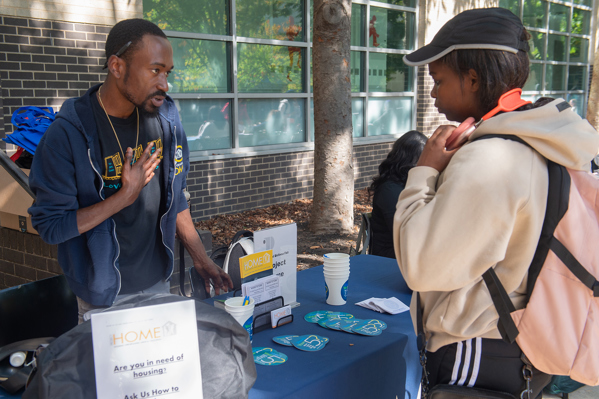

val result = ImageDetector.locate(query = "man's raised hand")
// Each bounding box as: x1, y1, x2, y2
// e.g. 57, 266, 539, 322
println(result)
120, 143, 162, 206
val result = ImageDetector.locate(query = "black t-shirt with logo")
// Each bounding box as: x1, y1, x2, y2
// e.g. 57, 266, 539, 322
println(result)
91, 93, 169, 294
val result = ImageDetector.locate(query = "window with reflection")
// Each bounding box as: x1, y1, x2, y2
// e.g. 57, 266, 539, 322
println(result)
572, 8, 591, 35
369, 7, 414, 50
144, 0, 229, 35
548, 3, 569, 31
375, 0, 416, 7
523, 0, 547, 29
239, 99, 305, 147
546, 64, 566, 91
568, 66, 586, 91
565, 93, 584, 117
351, 4, 365, 47
499, 0, 520, 16
168, 38, 230, 93
569, 37, 588, 63
238, 43, 304, 93
524, 63, 543, 91
236, 0, 304, 41
528, 32, 545, 60
512, 0, 591, 117
350, 51, 364, 92
369, 53, 412, 93
147, 0, 418, 154
368, 97, 412, 136
177, 99, 232, 151
547, 34, 567, 61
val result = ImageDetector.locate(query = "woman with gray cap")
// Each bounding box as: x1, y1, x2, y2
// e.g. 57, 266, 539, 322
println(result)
392, 8, 599, 398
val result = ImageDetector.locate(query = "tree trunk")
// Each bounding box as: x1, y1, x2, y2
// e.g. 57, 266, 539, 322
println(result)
587, 44, 599, 129
310, 0, 354, 235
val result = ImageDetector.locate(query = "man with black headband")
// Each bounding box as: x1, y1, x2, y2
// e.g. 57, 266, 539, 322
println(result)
29, 19, 233, 322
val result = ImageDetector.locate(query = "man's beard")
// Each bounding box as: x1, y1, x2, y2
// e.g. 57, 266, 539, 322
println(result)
123, 69, 165, 116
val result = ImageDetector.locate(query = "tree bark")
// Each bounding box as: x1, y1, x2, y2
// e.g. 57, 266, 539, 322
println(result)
587, 44, 599, 129
310, 0, 354, 234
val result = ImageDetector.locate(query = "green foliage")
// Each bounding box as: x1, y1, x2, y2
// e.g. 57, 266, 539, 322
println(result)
144, 0, 229, 35
529, 32, 545, 60
168, 39, 228, 93
236, 0, 303, 40
237, 39, 303, 93
499, 0, 520, 17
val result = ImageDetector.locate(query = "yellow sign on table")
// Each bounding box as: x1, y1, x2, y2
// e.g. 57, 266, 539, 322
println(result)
240, 250, 273, 279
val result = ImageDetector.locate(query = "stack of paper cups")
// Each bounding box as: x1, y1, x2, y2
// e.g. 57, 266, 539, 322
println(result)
224, 297, 255, 342
323, 253, 350, 305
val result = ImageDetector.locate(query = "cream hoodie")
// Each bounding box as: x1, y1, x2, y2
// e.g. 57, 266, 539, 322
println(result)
393, 98, 599, 352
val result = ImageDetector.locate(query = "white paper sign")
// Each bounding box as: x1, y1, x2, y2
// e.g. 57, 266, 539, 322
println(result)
91, 300, 203, 399
254, 223, 298, 306
241, 275, 281, 304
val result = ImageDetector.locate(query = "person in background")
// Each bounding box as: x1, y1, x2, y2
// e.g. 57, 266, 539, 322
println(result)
368, 130, 426, 258
394, 8, 599, 398
28, 19, 233, 323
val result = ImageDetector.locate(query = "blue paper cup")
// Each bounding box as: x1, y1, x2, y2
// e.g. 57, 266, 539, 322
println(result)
324, 275, 349, 305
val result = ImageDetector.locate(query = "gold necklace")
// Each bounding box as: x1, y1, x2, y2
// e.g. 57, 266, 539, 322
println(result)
97, 85, 139, 162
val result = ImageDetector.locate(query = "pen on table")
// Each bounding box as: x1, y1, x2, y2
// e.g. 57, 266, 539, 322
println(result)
243, 295, 250, 306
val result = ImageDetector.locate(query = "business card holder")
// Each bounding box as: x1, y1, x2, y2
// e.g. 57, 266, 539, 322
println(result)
252, 296, 294, 333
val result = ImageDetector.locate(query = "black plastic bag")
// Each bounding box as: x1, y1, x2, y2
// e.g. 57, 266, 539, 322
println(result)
23, 293, 256, 399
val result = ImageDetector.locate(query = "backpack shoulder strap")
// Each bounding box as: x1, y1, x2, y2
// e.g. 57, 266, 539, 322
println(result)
475, 134, 571, 295
237, 237, 254, 255
475, 134, 573, 342
230, 230, 253, 245
482, 268, 519, 343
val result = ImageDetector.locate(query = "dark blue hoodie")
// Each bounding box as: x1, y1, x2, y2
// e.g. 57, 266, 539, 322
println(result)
28, 84, 190, 306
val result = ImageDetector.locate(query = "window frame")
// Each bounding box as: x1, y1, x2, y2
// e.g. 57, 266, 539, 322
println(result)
508, 0, 594, 116
150, 0, 418, 161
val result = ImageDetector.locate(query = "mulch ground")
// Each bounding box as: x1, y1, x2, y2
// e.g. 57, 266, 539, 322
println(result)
195, 188, 373, 270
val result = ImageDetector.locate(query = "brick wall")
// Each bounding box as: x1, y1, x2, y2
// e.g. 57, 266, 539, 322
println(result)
0, 226, 211, 294
0, 228, 60, 289
0, 73, 4, 147
354, 142, 395, 188
416, 65, 448, 136
187, 142, 393, 220
0, 15, 108, 135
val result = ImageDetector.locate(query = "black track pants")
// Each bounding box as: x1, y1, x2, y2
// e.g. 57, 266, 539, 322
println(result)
426, 338, 552, 398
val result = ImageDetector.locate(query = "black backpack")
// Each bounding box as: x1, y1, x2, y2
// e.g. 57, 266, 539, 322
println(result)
220, 230, 254, 290
181, 230, 254, 299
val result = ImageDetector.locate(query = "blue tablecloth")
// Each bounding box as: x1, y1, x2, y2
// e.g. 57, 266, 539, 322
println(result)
0, 390, 19, 399
245, 254, 421, 399
1, 255, 421, 399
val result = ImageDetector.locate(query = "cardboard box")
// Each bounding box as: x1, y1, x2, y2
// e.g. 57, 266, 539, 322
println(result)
0, 167, 38, 235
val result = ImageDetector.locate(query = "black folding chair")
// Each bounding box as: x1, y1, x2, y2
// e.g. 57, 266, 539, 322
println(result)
349, 212, 372, 256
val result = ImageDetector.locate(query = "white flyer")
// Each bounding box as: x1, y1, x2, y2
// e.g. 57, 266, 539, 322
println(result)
254, 223, 298, 306
91, 300, 203, 399
241, 275, 281, 304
